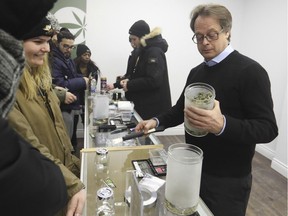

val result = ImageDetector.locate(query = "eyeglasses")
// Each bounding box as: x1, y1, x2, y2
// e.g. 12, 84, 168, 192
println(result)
62, 44, 75, 50
192, 29, 224, 44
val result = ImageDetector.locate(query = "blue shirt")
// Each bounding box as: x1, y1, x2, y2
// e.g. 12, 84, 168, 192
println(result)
205, 45, 234, 67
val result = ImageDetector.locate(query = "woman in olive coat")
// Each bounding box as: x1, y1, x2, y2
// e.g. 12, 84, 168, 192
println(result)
8, 17, 86, 216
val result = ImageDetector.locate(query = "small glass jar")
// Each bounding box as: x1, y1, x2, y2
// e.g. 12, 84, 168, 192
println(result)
100, 77, 107, 93
95, 148, 109, 179
96, 187, 115, 215
96, 148, 109, 165
90, 78, 97, 93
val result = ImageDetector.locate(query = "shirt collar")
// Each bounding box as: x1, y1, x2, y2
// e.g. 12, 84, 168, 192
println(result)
205, 44, 234, 67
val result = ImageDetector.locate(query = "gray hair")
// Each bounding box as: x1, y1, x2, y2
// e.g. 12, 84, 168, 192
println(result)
190, 4, 232, 41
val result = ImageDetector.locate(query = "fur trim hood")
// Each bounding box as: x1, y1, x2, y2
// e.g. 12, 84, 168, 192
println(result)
140, 27, 168, 53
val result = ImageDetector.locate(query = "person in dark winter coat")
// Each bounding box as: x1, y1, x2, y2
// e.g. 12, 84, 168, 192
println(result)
136, 4, 278, 216
51, 30, 89, 148
74, 44, 100, 121
0, 0, 68, 215
107, 20, 172, 119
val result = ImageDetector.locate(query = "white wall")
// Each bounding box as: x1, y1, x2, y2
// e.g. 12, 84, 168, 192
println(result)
72, 0, 287, 176
239, 0, 287, 178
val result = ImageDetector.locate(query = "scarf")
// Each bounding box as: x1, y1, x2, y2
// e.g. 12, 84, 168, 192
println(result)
0, 29, 24, 118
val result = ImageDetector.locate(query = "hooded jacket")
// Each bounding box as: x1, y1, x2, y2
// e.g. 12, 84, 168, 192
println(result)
125, 27, 172, 119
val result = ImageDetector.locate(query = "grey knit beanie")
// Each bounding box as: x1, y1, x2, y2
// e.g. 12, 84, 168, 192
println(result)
0, 30, 24, 118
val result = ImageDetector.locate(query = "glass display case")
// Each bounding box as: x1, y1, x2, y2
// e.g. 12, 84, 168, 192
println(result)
80, 91, 214, 215
83, 91, 160, 149
80, 146, 214, 216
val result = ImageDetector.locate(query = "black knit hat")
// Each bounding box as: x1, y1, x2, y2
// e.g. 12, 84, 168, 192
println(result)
76, 44, 91, 57
0, 0, 57, 40
129, 20, 150, 38
21, 17, 54, 40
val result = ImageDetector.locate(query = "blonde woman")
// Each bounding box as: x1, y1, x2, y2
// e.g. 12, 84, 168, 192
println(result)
8, 17, 86, 216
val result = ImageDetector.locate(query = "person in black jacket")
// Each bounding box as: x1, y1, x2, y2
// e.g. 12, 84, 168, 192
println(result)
136, 4, 278, 216
51, 30, 89, 149
0, 119, 67, 216
0, 0, 68, 215
73, 44, 100, 145
107, 20, 172, 119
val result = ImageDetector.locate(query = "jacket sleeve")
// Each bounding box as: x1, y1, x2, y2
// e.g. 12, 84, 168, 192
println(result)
52, 59, 87, 92
0, 118, 67, 216
8, 104, 85, 200
53, 85, 67, 103
127, 48, 166, 92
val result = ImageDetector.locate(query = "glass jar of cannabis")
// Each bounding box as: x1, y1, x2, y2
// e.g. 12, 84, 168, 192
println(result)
184, 83, 215, 137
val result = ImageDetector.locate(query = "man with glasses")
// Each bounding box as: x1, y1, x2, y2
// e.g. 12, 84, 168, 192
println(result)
136, 4, 278, 216
51, 29, 89, 151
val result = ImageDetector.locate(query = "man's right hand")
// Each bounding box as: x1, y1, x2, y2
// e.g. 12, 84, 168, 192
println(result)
135, 119, 157, 134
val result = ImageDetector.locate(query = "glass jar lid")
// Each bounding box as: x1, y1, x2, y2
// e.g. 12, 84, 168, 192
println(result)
96, 148, 108, 155
97, 187, 113, 199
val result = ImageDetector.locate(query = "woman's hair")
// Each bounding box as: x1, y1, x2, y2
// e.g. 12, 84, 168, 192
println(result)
74, 55, 96, 66
74, 56, 101, 78
19, 54, 52, 100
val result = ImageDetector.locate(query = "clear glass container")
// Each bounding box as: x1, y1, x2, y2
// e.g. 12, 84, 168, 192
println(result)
96, 187, 115, 215
184, 82, 215, 137
165, 143, 203, 215
93, 93, 109, 121
94, 148, 109, 179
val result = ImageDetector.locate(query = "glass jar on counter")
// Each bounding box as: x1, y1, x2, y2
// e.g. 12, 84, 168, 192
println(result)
94, 148, 109, 179
96, 187, 115, 215
100, 77, 107, 94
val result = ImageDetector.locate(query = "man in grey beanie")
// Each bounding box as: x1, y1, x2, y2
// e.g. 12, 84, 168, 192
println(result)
0, 0, 68, 215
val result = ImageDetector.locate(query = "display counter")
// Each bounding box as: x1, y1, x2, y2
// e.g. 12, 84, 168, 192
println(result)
80, 146, 214, 216
83, 91, 160, 149
80, 91, 214, 215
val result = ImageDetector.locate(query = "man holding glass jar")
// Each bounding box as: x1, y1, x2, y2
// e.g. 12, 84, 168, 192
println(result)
136, 3, 278, 216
